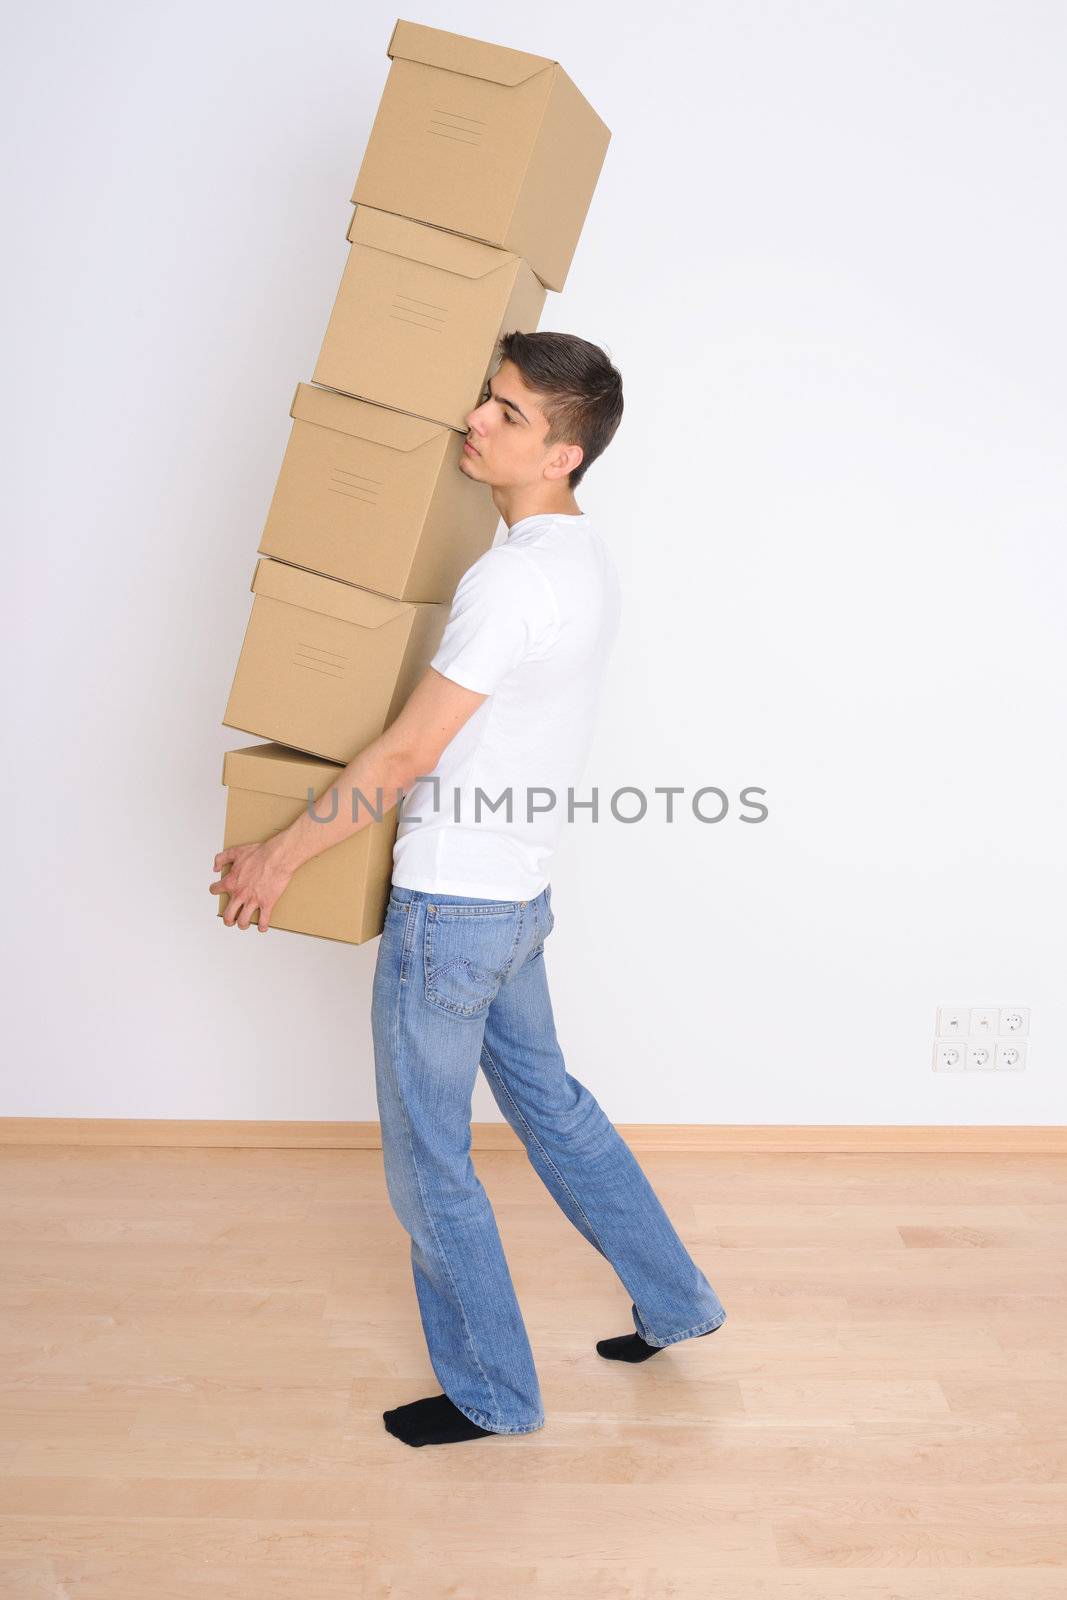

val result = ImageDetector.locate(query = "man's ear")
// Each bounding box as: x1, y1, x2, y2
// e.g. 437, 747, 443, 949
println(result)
544, 442, 584, 483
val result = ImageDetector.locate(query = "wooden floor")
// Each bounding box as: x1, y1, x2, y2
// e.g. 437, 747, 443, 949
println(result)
1, 1143, 1065, 1598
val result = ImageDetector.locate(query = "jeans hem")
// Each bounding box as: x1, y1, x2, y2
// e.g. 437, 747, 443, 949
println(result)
450, 1397, 546, 1435
638, 1310, 727, 1348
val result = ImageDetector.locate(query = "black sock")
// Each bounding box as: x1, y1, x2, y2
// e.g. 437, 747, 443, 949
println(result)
596, 1325, 720, 1362
383, 1393, 497, 1447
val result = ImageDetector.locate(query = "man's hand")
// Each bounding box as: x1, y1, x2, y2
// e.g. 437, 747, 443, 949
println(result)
209, 836, 293, 932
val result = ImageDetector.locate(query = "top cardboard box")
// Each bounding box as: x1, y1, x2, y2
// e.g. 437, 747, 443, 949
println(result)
351, 19, 611, 292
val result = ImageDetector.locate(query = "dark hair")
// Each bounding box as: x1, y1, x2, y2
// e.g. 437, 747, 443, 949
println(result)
495, 330, 623, 488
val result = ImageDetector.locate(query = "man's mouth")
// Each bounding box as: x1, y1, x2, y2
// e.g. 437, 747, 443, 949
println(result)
463, 438, 479, 456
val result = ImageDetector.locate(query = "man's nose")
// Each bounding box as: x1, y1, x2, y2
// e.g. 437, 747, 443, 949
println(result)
465, 401, 488, 434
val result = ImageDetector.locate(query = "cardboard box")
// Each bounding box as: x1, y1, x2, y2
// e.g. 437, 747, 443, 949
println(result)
312, 205, 546, 432
258, 383, 501, 603
218, 742, 397, 943
222, 557, 447, 763
352, 20, 610, 292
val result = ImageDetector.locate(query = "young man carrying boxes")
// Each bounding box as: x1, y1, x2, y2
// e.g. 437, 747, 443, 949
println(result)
218, 19, 613, 943
209, 332, 728, 1446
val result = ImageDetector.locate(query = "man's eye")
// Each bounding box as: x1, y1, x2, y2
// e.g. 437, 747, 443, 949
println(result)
480, 387, 514, 421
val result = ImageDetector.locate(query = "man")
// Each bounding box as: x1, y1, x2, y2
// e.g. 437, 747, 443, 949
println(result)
210, 331, 727, 1447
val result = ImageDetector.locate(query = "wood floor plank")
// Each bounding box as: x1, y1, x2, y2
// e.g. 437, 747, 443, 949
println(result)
1, 1145, 1064, 1596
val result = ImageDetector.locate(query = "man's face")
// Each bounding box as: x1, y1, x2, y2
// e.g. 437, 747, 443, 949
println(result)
459, 359, 577, 489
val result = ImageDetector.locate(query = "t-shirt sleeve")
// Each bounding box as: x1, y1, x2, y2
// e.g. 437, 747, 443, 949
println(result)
430, 548, 559, 696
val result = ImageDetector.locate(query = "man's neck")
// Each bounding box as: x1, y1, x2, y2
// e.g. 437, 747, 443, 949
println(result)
492, 486, 582, 529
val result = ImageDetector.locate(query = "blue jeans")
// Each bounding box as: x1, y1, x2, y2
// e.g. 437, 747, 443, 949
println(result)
370, 882, 727, 1435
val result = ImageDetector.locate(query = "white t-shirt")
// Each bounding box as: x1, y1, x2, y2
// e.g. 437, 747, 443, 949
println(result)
390, 510, 621, 899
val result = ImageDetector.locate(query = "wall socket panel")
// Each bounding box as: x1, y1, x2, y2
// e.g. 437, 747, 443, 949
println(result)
933, 1007, 1030, 1072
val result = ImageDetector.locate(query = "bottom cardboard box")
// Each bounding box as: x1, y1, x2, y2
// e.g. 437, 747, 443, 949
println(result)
218, 741, 397, 944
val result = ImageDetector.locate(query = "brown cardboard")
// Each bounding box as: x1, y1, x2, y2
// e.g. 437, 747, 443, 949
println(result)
222, 557, 448, 763
312, 205, 546, 432
352, 20, 610, 292
218, 742, 397, 943
258, 383, 501, 602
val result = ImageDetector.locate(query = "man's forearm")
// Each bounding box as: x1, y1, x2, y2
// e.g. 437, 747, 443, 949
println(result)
272, 738, 418, 873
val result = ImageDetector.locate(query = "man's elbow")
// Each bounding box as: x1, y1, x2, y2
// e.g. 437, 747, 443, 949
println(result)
374, 669, 486, 788
376, 735, 443, 793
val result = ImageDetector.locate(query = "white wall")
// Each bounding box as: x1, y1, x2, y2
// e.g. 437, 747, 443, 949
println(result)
4, 0, 1064, 1124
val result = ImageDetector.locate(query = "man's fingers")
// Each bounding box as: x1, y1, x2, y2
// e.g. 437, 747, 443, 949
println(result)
210, 842, 280, 933
214, 843, 254, 870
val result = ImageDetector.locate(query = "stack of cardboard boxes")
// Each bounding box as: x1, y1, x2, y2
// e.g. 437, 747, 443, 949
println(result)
217, 19, 611, 943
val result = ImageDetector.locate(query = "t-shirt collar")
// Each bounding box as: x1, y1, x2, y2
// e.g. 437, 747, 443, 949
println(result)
505, 511, 588, 541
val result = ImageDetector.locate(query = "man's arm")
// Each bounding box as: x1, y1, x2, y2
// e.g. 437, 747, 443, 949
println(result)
275, 667, 486, 870
210, 667, 486, 930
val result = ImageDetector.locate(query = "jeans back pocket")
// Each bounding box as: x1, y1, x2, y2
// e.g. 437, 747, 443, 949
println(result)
423, 904, 524, 1019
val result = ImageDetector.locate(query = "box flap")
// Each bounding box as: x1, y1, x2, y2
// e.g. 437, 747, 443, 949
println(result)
347, 203, 515, 280
290, 382, 447, 451
251, 556, 412, 629
387, 19, 555, 88
222, 742, 343, 802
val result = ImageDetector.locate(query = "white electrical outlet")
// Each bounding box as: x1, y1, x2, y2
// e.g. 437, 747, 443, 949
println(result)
933, 1041, 966, 1071
933, 1004, 1030, 1071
